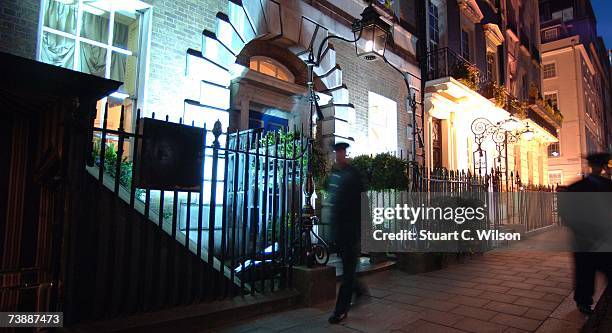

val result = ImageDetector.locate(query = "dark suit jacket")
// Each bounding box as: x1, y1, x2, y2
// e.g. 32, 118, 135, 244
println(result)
327, 164, 364, 249
559, 175, 612, 251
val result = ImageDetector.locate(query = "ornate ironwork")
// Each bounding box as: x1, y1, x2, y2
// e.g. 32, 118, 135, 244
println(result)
471, 117, 524, 177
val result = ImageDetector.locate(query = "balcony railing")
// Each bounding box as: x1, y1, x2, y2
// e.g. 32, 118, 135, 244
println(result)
425, 48, 559, 137
427, 48, 503, 100
540, 23, 572, 43
426, 47, 484, 87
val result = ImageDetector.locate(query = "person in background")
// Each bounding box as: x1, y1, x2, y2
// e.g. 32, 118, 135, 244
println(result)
559, 152, 612, 315
327, 141, 368, 324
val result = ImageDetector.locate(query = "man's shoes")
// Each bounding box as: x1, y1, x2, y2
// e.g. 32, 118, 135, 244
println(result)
328, 312, 347, 324
577, 304, 594, 315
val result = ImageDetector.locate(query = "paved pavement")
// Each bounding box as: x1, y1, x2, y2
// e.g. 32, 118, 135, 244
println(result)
214, 227, 607, 333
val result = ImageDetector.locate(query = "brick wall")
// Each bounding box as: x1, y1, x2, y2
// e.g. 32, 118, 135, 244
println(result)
0, 0, 40, 60
333, 41, 411, 155
142, 0, 227, 119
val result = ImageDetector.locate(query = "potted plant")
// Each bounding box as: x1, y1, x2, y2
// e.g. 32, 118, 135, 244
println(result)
528, 82, 539, 103
452, 62, 479, 91
491, 82, 508, 108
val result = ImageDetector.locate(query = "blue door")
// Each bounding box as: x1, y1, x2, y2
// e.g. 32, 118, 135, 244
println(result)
248, 111, 288, 133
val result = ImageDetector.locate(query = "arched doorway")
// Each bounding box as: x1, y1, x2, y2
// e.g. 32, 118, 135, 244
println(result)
230, 40, 312, 133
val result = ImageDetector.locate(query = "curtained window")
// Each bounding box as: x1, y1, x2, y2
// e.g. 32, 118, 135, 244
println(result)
40, 0, 150, 136
39, 0, 148, 96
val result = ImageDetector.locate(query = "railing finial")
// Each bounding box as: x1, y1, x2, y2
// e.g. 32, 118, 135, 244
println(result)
213, 120, 223, 139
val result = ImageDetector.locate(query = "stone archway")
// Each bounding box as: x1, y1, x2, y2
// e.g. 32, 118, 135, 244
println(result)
182, 0, 356, 149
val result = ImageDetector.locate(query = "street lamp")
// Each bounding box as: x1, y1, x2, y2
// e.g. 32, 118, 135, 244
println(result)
353, 3, 392, 61
300, 1, 393, 266
521, 123, 534, 141
471, 117, 534, 178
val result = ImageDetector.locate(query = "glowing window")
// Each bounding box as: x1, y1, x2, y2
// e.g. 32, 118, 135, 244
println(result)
367, 92, 398, 154
249, 56, 294, 82
544, 92, 558, 109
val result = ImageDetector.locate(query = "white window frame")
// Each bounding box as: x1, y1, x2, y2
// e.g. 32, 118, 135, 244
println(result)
428, 0, 440, 51
543, 28, 558, 42
37, 0, 153, 119
543, 62, 556, 79
547, 141, 560, 158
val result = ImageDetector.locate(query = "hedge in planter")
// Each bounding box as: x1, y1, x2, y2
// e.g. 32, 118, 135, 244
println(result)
350, 153, 408, 191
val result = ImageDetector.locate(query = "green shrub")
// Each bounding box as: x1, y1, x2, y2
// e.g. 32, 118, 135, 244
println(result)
371, 153, 408, 190
351, 155, 373, 190
92, 140, 138, 191
350, 153, 408, 191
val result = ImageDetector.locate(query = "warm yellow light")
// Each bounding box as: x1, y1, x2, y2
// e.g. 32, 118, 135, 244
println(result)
522, 128, 535, 141
500, 117, 523, 132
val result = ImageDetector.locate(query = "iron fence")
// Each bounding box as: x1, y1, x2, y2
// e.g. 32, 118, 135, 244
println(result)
357, 152, 558, 248
89, 104, 312, 307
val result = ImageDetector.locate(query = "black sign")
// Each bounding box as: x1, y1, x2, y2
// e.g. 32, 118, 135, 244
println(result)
134, 118, 204, 191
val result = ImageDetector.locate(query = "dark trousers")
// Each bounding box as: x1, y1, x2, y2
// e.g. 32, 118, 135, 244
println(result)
574, 252, 612, 306
334, 244, 366, 315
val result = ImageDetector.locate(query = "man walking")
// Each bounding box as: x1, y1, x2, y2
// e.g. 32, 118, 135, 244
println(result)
327, 141, 368, 324
559, 152, 612, 315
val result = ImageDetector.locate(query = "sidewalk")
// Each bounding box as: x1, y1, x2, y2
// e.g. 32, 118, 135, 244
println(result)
213, 227, 607, 333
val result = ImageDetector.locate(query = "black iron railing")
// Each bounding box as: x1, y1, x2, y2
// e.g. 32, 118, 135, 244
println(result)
85, 104, 317, 320
361, 151, 558, 244
426, 47, 478, 83
426, 48, 500, 101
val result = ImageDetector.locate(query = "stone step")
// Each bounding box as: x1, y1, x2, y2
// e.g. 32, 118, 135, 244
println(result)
64, 289, 300, 333
328, 255, 397, 279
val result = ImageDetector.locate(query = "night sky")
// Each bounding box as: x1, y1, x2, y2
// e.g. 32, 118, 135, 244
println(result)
591, 0, 612, 51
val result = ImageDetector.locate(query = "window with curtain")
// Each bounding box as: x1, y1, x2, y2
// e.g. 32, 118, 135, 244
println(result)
40, 0, 150, 135
39, 0, 148, 96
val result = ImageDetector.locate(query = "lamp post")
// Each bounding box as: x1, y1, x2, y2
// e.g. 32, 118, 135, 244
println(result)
300, 1, 396, 266
471, 117, 533, 179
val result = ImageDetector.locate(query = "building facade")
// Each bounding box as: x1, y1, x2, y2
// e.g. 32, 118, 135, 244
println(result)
421, 0, 560, 186
540, 0, 611, 185
0, 0, 421, 164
